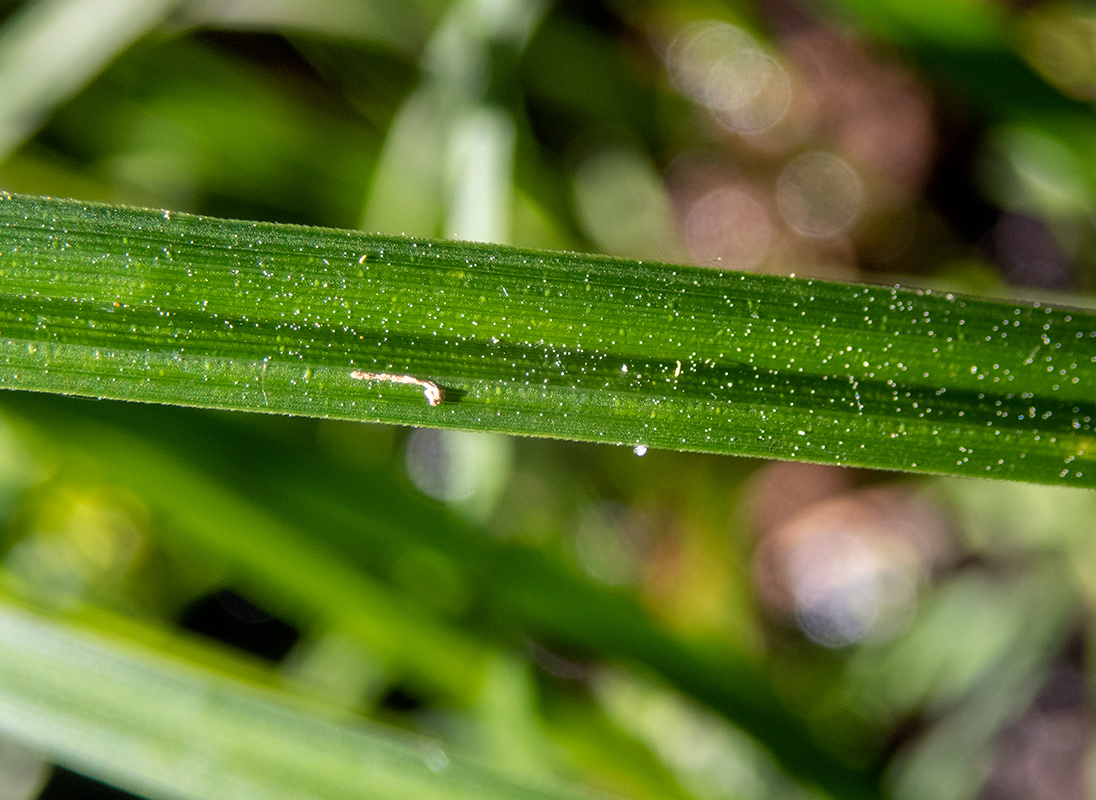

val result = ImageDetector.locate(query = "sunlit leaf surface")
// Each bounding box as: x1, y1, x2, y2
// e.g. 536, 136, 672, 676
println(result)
2, 192, 1094, 486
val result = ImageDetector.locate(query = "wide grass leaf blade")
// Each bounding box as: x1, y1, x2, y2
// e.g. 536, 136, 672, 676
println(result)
1, 192, 1094, 485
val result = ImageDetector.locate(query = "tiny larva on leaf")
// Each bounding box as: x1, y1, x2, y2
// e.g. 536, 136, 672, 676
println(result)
350, 371, 444, 406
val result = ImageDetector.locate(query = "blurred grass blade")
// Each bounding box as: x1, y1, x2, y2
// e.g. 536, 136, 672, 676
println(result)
0, 597, 607, 800
1, 391, 884, 800
363, 0, 543, 241
176, 0, 442, 52
1, 192, 1094, 486
0, 0, 176, 160
1, 392, 490, 702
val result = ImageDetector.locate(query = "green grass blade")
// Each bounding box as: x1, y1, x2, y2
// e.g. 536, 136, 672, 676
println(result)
0, 598, 607, 800
2, 391, 883, 800
2, 392, 491, 701
2, 192, 1094, 485
0, 0, 176, 159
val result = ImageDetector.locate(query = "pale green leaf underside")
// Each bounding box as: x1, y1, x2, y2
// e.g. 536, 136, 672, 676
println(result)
0, 599, 600, 800
1, 192, 1094, 486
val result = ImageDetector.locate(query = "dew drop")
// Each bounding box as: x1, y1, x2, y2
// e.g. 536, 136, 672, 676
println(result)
420, 742, 449, 773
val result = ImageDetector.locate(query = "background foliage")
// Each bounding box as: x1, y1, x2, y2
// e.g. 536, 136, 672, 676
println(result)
1, 1, 1095, 799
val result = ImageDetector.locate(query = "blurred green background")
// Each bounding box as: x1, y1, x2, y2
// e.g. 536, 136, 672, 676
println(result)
1, 0, 1096, 799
